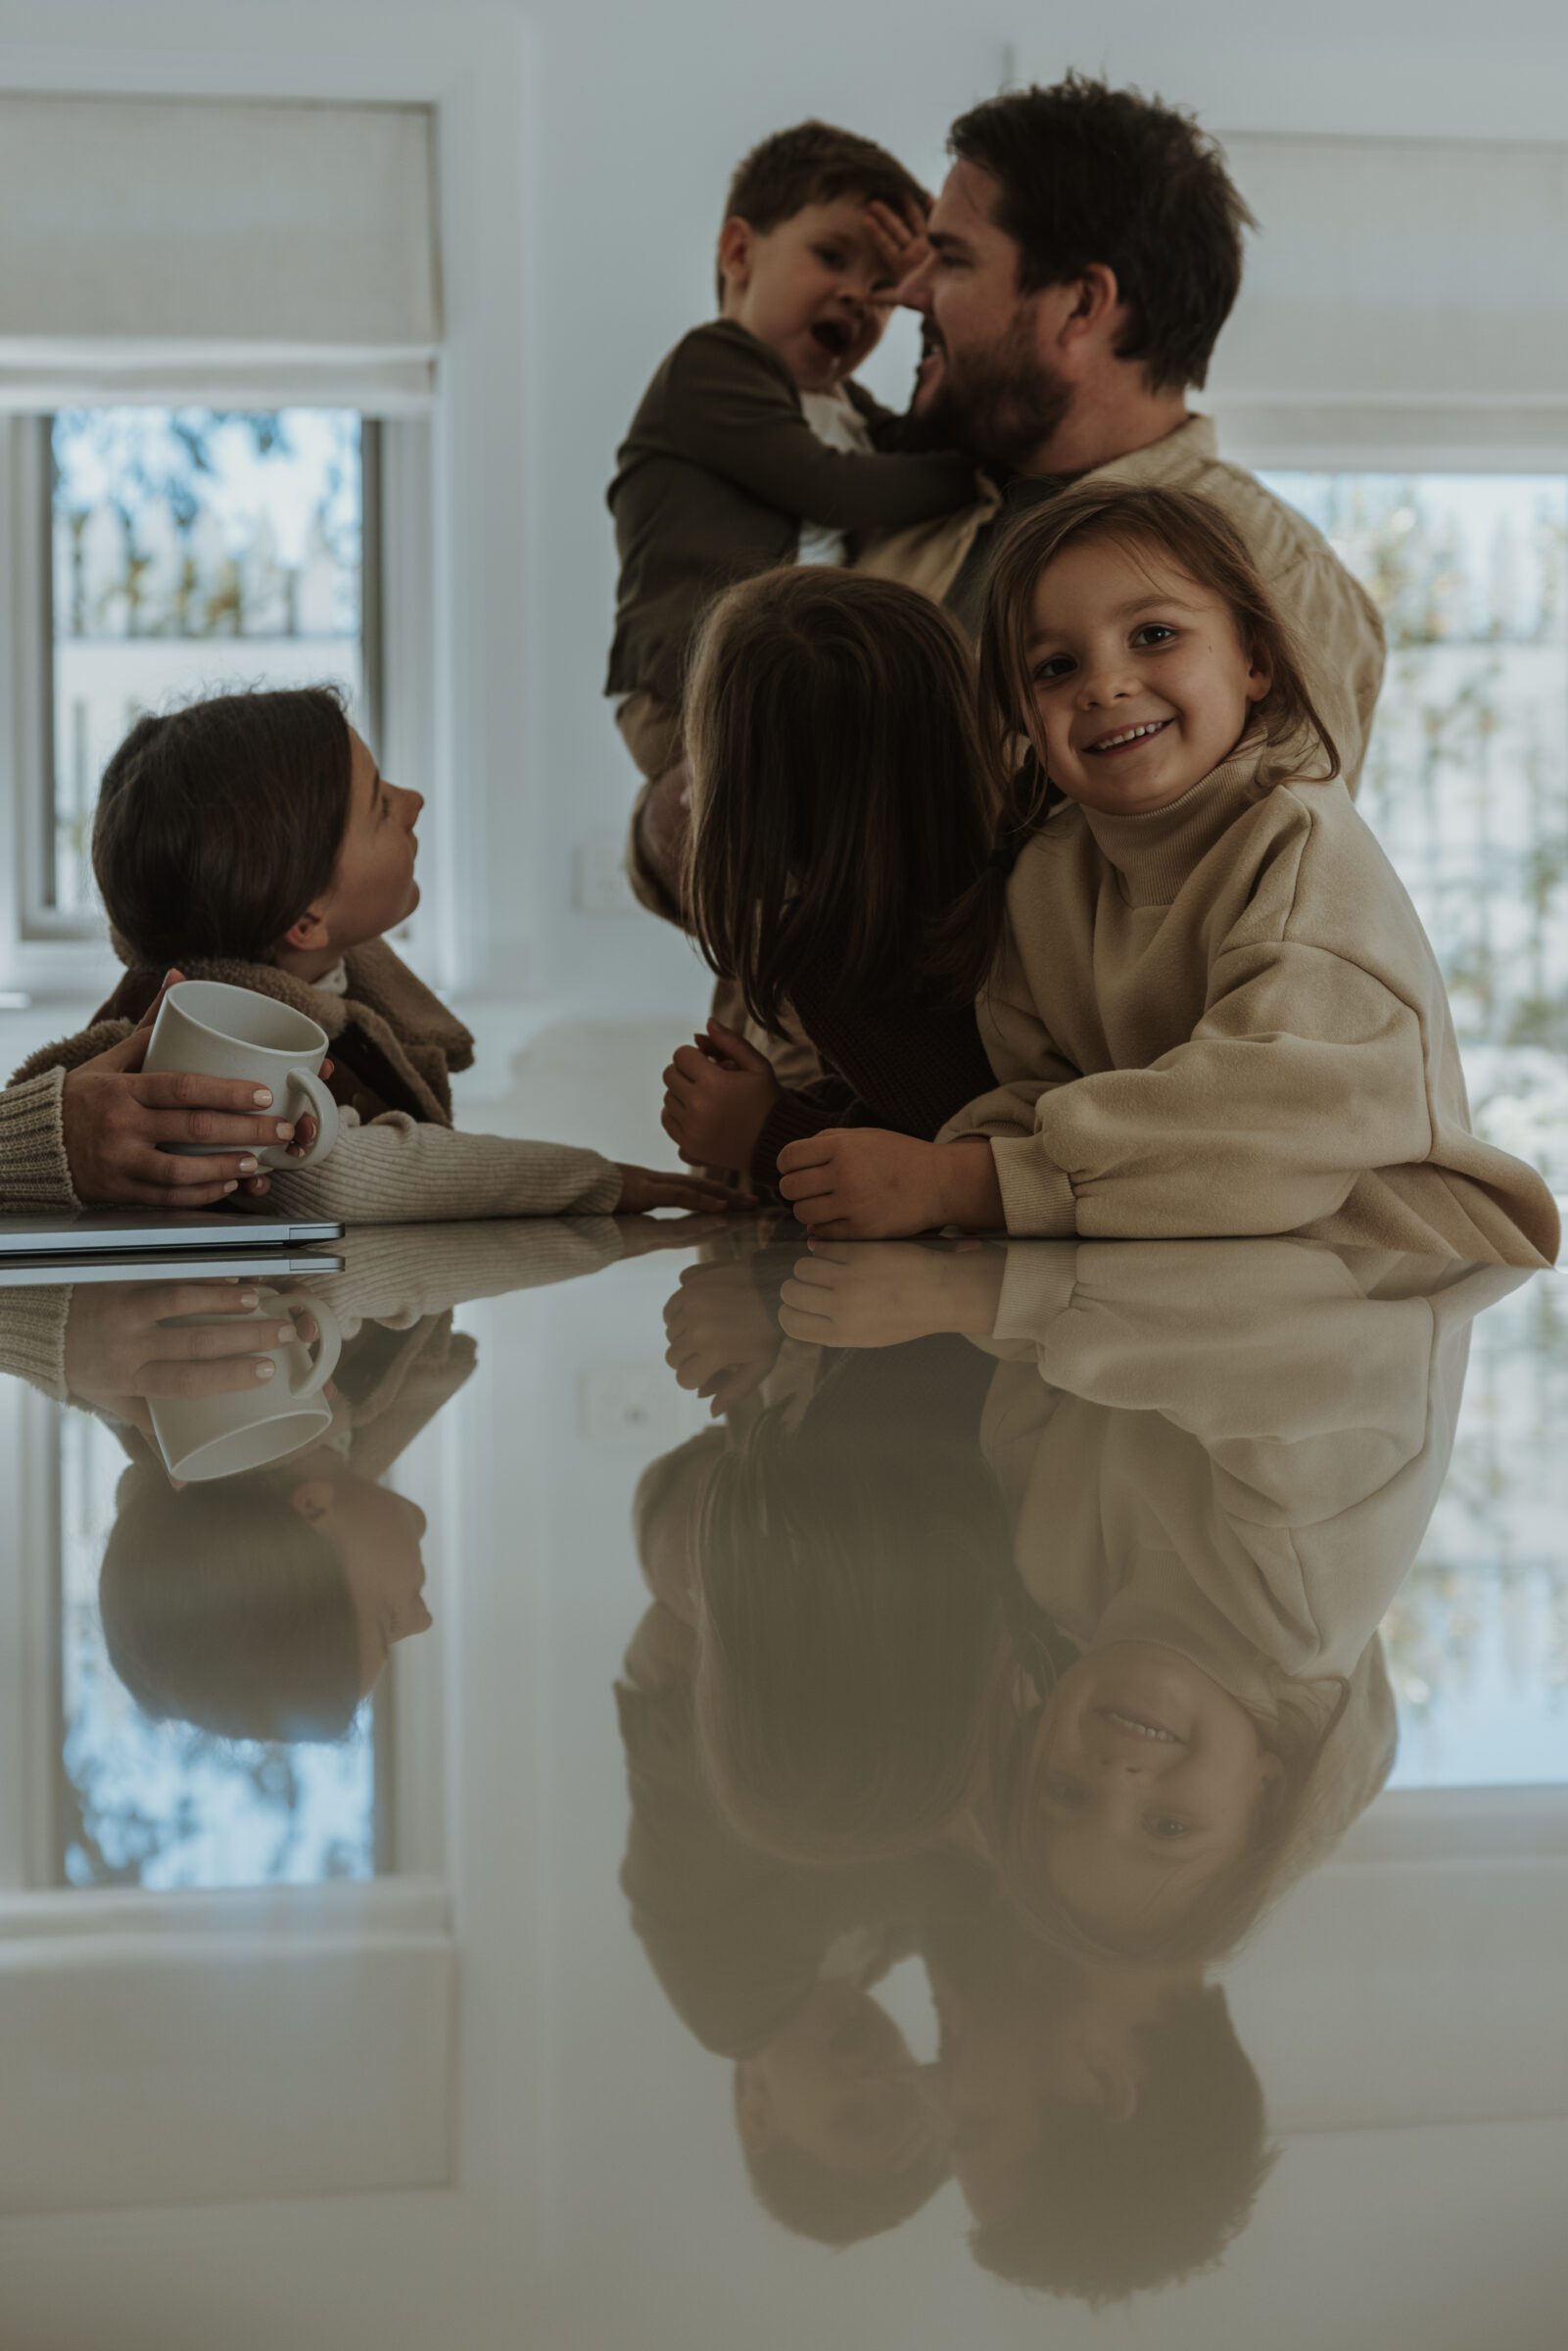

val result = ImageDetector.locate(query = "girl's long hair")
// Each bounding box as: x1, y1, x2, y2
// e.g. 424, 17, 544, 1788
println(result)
684, 567, 1007, 1034
977, 483, 1342, 843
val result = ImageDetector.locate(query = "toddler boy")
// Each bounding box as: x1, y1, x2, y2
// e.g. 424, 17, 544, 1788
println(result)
606, 118, 978, 778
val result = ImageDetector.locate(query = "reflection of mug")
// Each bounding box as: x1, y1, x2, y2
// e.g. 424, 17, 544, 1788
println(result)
149, 1288, 344, 1482
145, 981, 339, 1169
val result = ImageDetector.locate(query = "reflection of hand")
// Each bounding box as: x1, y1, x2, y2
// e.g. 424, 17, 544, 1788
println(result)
63, 1279, 301, 1417
779, 1239, 1006, 1349
615, 1212, 746, 1259
663, 1259, 784, 1417
661, 1023, 782, 1172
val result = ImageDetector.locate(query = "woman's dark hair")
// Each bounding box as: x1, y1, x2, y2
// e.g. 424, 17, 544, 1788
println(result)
92, 685, 355, 965
948, 75, 1255, 393
978, 483, 1341, 843
968, 1985, 1276, 2304
100, 1465, 359, 1744
684, 567, 1006, 1035
737, 2086, 950, 2246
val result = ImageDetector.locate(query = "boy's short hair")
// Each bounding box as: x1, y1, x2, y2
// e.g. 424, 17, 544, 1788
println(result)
716, 120, 927, 303
739, 2100, 949, 2247
948, 74, 1255, 392
968, 1986, 1276, 2305
92, 685, 354, 966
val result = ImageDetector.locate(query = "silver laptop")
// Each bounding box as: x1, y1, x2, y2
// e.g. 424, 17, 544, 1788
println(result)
0, 1208, 345, 1271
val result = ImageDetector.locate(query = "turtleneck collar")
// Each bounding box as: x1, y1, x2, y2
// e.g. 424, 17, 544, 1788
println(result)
1076, 731, 1276, 907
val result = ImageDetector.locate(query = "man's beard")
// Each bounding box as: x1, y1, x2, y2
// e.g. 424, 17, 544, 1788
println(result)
918, 310, 1072, 472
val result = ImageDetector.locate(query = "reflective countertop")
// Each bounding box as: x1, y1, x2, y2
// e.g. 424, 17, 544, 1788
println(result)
1, 1219, 1564, 2349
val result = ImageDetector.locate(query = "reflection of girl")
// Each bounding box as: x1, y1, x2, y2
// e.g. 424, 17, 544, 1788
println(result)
976, 1239, 1525, 1962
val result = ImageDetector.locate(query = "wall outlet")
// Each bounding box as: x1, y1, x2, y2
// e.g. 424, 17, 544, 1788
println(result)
573, 837, 636, 915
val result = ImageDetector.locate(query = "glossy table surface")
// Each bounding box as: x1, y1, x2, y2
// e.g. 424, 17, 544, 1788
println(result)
1, 1217, 1563, 2350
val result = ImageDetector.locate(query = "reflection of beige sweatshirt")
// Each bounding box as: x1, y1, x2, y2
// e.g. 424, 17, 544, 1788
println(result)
981, 1238, 1528, 1858
940, 738, 1559, 1269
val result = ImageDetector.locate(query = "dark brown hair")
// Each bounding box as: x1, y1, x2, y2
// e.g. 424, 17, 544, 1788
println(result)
978, 482, 1341, 840
685, 567, 1006, 1035
737, 2085, 950, 2246
100, 1464, 359, 1744
693, 1396, 1011, 1867
92, 685, 355, 965
949, 75, 1254, 392
717, 119, 927, 304
968, 1986, 1276, 2303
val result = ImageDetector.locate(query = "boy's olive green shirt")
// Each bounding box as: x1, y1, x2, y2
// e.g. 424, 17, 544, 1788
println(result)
606, 317, 977, 710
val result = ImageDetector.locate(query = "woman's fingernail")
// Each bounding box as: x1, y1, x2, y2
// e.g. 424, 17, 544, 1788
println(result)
253, 1088, 274, 1108
238, 1290, 259, 1309
238, 1158, 259, 1175
276, 1323, 294, 1345
275, 1123, 295, 1140
254, 1360, 276, 1382
223, 1180, 238, 1193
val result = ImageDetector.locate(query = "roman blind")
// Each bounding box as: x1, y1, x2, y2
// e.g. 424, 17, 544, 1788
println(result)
0, 94, 439, 412
1209, 132, 1568, 465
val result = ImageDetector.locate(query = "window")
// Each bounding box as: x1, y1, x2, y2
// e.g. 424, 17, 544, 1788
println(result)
29, 406, 378, 928
53, 1412, 390, 1892
1262, 471, 1568, 1186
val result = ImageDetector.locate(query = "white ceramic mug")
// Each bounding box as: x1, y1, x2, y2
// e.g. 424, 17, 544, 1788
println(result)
145, 980, 340, 1169
148, 1287, 345, 1483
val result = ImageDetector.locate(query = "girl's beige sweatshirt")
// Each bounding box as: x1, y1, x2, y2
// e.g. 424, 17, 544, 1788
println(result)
940, 736, 1559, 1269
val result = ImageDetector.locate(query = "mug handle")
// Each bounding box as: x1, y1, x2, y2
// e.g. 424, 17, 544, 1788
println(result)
267, 1290, 344, 1397
263, 1068, 340, 1169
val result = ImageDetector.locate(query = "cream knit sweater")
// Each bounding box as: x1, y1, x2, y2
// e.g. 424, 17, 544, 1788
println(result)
940, 736, 1560, 1268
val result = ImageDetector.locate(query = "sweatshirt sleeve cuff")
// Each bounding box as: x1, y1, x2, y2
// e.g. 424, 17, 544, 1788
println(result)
0, 1068, 81, 1213
580, 1156, 626, 1214
0, 1284, 72, 1401
989, 1243, 1080, 1342
988, 1136, 1078, 1237
753, 1091, 837, 1180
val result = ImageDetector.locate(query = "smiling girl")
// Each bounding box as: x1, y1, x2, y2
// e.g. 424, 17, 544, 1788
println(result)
777, 485, 1558, 1268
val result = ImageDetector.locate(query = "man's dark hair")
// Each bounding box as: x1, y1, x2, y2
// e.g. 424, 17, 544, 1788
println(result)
948, 75, 1255, 391
969, 1986, 1276, 2304
717, 120, 927, 304
93, 685, 355, 967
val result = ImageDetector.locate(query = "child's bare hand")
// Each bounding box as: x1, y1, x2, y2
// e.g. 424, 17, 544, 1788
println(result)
663, 1260, 784, 1416
614, 1164, 756, 1216
776, 1128, 951, 1238
779, 1238, 1005, 1348
661, 1022, 782, 1173
865, 196, 933, 307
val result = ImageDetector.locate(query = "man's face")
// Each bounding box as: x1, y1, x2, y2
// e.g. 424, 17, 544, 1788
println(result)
902, 160, 1072, 468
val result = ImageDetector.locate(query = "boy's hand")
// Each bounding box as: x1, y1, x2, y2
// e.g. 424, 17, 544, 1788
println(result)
865, 196, 933, 309
613, 1164, 755, 1216
779, 1238, 1006, 1349
661, 1022, 782, 1175
776, 1131, 1004, 1239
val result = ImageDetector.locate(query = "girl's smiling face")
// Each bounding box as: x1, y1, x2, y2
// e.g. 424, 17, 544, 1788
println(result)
1023, 536, 1271, 815
1032, 1643, 1281, 1943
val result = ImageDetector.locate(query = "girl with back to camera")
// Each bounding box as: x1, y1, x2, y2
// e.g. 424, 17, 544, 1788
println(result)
658, 567, 1003, 1187
774, 485, 1558, 1268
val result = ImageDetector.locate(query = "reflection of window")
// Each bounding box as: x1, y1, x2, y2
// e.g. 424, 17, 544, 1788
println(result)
1385, 1275, 1568, 1789
1262, 472, 1568, 1183
37, 406, 378, 925
53, 1415, 388, 1892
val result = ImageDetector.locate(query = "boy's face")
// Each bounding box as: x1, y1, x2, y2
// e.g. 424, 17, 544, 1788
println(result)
718, 195, 898, 392
735, 1980, 940, 2181
298, 728, 423, 956
1031, 1642, 1281, 1943
1023, 537, 1271, 814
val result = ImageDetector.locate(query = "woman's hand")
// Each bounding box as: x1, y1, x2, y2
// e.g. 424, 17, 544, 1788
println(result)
776, 1130, 1003, 1239
62, 1279, 302, 1454
661, 1022, 782, 1174
613, 1164, 756, 1216
59, 972, 305, 1207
